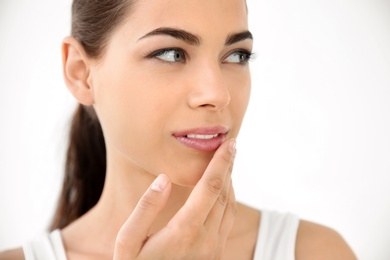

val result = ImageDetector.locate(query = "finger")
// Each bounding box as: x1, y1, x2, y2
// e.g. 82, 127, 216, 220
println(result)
204, 161, 233, 231
218, 181, 236, 242
173, 138, 236, 227
114, 174, 171, 259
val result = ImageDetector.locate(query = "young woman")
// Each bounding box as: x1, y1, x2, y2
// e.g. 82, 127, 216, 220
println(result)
1, 0, 356, 259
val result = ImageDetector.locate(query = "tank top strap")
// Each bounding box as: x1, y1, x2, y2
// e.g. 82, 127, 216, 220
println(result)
23, 229, 67, 260
253, 210, 300, 260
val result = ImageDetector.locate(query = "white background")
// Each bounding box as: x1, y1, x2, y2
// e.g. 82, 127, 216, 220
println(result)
0, 0, 389, 259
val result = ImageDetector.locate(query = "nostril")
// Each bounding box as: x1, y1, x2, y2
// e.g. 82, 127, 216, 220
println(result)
200, 104, 215, 108
188, 91, 230, 111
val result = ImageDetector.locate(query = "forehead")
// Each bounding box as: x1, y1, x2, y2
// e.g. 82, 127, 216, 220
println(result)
120, 0, 248, 41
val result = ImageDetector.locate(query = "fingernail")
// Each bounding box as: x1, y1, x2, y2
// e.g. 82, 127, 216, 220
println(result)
150, 174, 168, 192
229, 139, 237, 158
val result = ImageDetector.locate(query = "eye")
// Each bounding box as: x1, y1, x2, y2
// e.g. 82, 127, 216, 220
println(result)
224, 50, 253, 64
148, 48, 186, 63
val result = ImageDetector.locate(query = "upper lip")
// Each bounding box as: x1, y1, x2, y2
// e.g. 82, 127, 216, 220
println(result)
172, 125, 229, 137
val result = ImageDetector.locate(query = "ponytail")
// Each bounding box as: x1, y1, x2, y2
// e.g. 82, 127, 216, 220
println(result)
51, 0, 134, 230
50, 105, 106, 230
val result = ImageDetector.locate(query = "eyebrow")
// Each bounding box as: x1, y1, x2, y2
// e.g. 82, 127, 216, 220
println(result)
138, 27, 201, 45
225, 31, 253, 45
138, 27, 253, 46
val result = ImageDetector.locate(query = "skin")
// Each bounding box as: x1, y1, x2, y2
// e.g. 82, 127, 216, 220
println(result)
0, 0, 357, 259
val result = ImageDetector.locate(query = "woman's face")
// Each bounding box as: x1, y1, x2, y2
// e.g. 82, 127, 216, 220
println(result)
90, 0, 252, 186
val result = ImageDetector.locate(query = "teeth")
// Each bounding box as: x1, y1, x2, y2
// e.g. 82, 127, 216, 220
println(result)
186, 134, 219, 139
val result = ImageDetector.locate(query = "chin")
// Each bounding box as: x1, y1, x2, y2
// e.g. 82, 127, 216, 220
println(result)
162, 153, 212, 187
171, 173, 204, 188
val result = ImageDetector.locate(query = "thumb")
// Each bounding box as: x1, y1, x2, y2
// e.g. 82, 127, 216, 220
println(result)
114, 174, 171, 259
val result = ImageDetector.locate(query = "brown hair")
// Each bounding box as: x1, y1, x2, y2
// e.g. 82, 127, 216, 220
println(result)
50, 0, 135, 230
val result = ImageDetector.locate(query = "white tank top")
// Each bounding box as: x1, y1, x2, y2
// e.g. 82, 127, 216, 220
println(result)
23, 210, 299, 260
253, 211, 299, 259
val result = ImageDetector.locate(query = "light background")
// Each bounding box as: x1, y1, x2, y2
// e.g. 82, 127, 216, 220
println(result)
0, 0, 389, 259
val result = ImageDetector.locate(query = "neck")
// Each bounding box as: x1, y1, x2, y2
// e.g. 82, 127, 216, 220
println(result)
61, 146, 197, 258
83, 149, 193, 254
99, 160, 192, 230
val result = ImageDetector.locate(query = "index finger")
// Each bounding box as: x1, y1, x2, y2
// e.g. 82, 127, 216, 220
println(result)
173, 138, 236, 226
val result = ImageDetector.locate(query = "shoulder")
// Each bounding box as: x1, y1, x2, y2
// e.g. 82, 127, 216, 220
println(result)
232, 202, 260, 238
0, 247, 24, 260
296, 220, 357, 260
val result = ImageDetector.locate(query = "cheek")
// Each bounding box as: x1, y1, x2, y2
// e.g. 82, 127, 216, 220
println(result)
93, 67, 165, 151
92, 66, 190, 176
228, 72, 251, 135
236, 76, 251, 111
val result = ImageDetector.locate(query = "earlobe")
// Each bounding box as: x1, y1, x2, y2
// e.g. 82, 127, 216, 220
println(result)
62, 36, 94, 106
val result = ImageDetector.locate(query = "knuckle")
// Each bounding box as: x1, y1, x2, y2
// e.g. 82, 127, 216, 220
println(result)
138, 193, 158, 211
207, 176, 224, 195
178, 228, 198, 247
115, 232, 131, 249
217, 192, 228, 207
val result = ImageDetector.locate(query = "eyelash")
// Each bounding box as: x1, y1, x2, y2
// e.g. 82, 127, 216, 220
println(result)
146, 48, 255, 65
224, 49, 255, 66
146, 48, 187, 64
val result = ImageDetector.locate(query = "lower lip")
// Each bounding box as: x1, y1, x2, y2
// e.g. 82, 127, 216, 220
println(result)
174, 135, 225, 152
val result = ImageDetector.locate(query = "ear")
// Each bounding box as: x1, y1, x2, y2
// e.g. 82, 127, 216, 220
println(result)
62, 36, 94, 106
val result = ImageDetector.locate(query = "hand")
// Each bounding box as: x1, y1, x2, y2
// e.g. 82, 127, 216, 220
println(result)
113, 138, 237, 260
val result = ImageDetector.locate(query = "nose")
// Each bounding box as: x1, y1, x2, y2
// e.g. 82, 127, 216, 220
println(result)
187, 62, 231, 111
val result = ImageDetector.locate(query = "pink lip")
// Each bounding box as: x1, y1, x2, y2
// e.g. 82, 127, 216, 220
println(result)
172, 126, 229, 152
